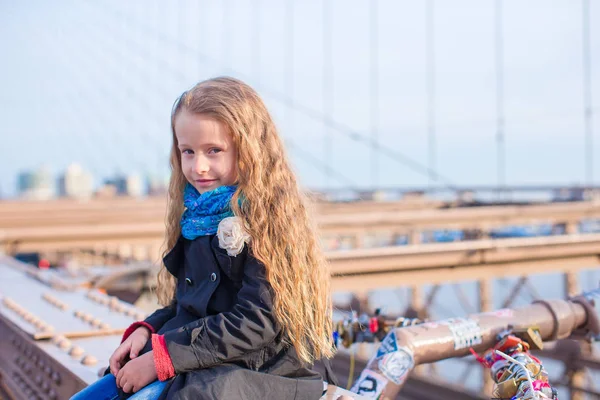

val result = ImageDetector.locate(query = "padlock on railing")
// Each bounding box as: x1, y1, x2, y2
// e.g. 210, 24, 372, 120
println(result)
333, 308, 425, 349
471, 327, 558, 400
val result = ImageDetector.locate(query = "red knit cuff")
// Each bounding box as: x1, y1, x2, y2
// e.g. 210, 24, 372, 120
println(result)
120, 321, 155, 343
152, 334, 175, 381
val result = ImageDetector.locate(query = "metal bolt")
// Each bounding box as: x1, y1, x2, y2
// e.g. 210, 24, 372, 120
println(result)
69, 346, 84, 358
81, 355, 98, 366
57, 338, 71, 350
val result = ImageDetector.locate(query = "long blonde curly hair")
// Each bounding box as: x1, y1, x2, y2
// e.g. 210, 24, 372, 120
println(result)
156, 77, 334, 363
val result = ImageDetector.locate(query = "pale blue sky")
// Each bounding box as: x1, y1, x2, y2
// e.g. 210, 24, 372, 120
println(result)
0, 0, 599, 196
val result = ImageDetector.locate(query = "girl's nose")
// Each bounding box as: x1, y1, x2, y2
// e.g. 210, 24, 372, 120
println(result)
193, 157, 210, 174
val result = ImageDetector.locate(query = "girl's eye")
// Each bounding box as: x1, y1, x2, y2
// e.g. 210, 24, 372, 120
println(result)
208, 148, 222, 154
182, 149, 193, 155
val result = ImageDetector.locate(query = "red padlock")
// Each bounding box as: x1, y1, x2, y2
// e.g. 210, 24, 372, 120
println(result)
369, 317, 379, 334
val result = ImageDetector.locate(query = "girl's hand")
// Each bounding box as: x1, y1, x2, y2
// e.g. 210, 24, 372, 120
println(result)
109, 327, 150, 376
116, 351, 158, 393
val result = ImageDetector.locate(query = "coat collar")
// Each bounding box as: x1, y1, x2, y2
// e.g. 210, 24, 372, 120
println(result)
162, 236, 184, 276
162, 234, 234, 276
210, 234, 233, 274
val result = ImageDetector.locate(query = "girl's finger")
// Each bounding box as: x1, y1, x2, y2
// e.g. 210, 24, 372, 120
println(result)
110, 345, 128, 368
122, 381, 134, 394
116, 368, 125, 388
130, 340, 144, 358
109, 356, 118, 376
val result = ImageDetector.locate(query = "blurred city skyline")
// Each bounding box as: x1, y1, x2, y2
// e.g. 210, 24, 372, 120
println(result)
13, 163, 168, 200
1, 0, 599, 197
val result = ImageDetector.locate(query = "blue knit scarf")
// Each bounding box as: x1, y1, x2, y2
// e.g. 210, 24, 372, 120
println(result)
180, 183, 237, 239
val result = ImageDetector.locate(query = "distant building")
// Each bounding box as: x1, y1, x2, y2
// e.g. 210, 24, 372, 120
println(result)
95, 184, 118, 198
102, 174, 144, 197
552, 187, 585, 202
372, 190, 402, 202
17, 166, 55, 200
126, 174, 144, 197
17, 172, 33, 193
354, 190, 374, 201
147, 174, 169, 197
58, 163, 94, 199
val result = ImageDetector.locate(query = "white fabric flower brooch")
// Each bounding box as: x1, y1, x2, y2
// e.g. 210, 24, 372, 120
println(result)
217, 216, 251, 256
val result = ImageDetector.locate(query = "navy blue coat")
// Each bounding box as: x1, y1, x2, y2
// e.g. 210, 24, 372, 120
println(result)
139, 235, 327, 400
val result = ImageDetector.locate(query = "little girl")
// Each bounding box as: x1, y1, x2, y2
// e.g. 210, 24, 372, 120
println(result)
71, 77, 341, 400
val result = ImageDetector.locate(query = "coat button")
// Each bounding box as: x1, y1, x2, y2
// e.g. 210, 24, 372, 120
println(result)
185, 278, 193, 286
210, 273, 217, 282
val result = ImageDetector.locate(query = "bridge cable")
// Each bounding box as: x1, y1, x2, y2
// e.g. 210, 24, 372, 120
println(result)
582, 0, 594, 185
495, 0, 506, 199
370, 0, 380, 189
426, 0, 437, 188
322, 0, 334, 189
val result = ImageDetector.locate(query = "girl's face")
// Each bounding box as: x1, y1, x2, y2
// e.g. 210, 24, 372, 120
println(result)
175, 110, 238, 194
